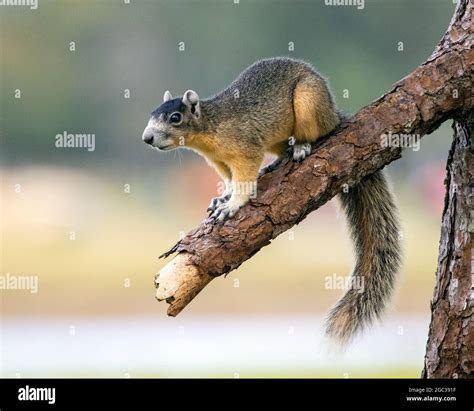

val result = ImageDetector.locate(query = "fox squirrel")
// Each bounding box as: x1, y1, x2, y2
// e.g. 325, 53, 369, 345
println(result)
142, 57, 401, 344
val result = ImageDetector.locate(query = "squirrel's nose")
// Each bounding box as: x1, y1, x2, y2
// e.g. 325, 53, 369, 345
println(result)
142, 129, 154, 145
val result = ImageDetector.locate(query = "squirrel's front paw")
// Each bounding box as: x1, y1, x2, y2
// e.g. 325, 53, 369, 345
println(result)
207, 193, 231, 213
209, 199, 243, 224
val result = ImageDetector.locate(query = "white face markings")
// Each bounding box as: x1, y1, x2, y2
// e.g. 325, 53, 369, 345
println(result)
146, 114, 167, 131
142, 112, 182, 150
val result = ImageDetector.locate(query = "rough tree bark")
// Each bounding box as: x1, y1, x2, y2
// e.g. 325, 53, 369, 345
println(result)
422, 114, 473, 379
154, 0, 473, 376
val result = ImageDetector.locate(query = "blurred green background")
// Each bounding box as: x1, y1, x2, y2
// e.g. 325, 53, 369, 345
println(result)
0, 0, 456, 377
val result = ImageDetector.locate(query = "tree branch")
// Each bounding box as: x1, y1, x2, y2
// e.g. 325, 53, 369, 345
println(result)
155, 0, 473, 317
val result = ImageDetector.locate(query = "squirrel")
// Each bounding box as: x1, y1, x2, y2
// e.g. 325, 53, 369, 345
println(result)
142, 57, 401, 344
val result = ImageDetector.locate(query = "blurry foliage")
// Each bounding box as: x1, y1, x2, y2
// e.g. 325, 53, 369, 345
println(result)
1, 0, 455, 170
0, 0, 459, 378
0, 0, 456, 315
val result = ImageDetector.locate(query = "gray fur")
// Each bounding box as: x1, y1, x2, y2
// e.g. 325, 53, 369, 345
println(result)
326, 170, 402, 344
199, 57, 337, 146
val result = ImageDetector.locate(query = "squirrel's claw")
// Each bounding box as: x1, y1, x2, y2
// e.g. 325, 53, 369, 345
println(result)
292, 143, 312, 162
209, 199, 241, 224
207, 197, 219, 213
207, 193, 231, 213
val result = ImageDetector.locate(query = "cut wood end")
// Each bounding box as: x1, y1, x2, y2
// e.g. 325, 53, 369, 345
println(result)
155, 253, 213, 316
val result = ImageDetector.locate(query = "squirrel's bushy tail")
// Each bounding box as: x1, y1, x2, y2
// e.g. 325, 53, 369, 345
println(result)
326, 170, 402, 345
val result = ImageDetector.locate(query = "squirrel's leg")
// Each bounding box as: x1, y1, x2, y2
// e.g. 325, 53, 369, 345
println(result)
207, 161, 232, 213
210, 156, 262, 223
291, 80, 320, 162
259, 141, 291, 177
259, 139, 312, 174
290, 77, 338, 163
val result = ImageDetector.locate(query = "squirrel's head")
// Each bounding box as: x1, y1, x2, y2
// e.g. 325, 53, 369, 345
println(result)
142, 90, 202, 150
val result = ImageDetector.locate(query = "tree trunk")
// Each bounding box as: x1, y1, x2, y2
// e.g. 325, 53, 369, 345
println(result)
422, 114, 474, 378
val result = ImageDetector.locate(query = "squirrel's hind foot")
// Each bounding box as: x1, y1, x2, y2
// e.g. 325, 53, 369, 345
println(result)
291, 143, 311, 162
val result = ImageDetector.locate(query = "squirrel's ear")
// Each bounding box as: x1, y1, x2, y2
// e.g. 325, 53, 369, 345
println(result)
182, 90, 200, 118
163, 90, 173, 102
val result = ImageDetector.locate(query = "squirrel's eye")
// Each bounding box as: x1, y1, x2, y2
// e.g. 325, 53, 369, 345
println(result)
169, 112, 182, 125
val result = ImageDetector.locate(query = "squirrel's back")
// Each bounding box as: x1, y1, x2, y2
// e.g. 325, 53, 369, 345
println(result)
203, 57, 338, 145
212, 57, 320, 104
